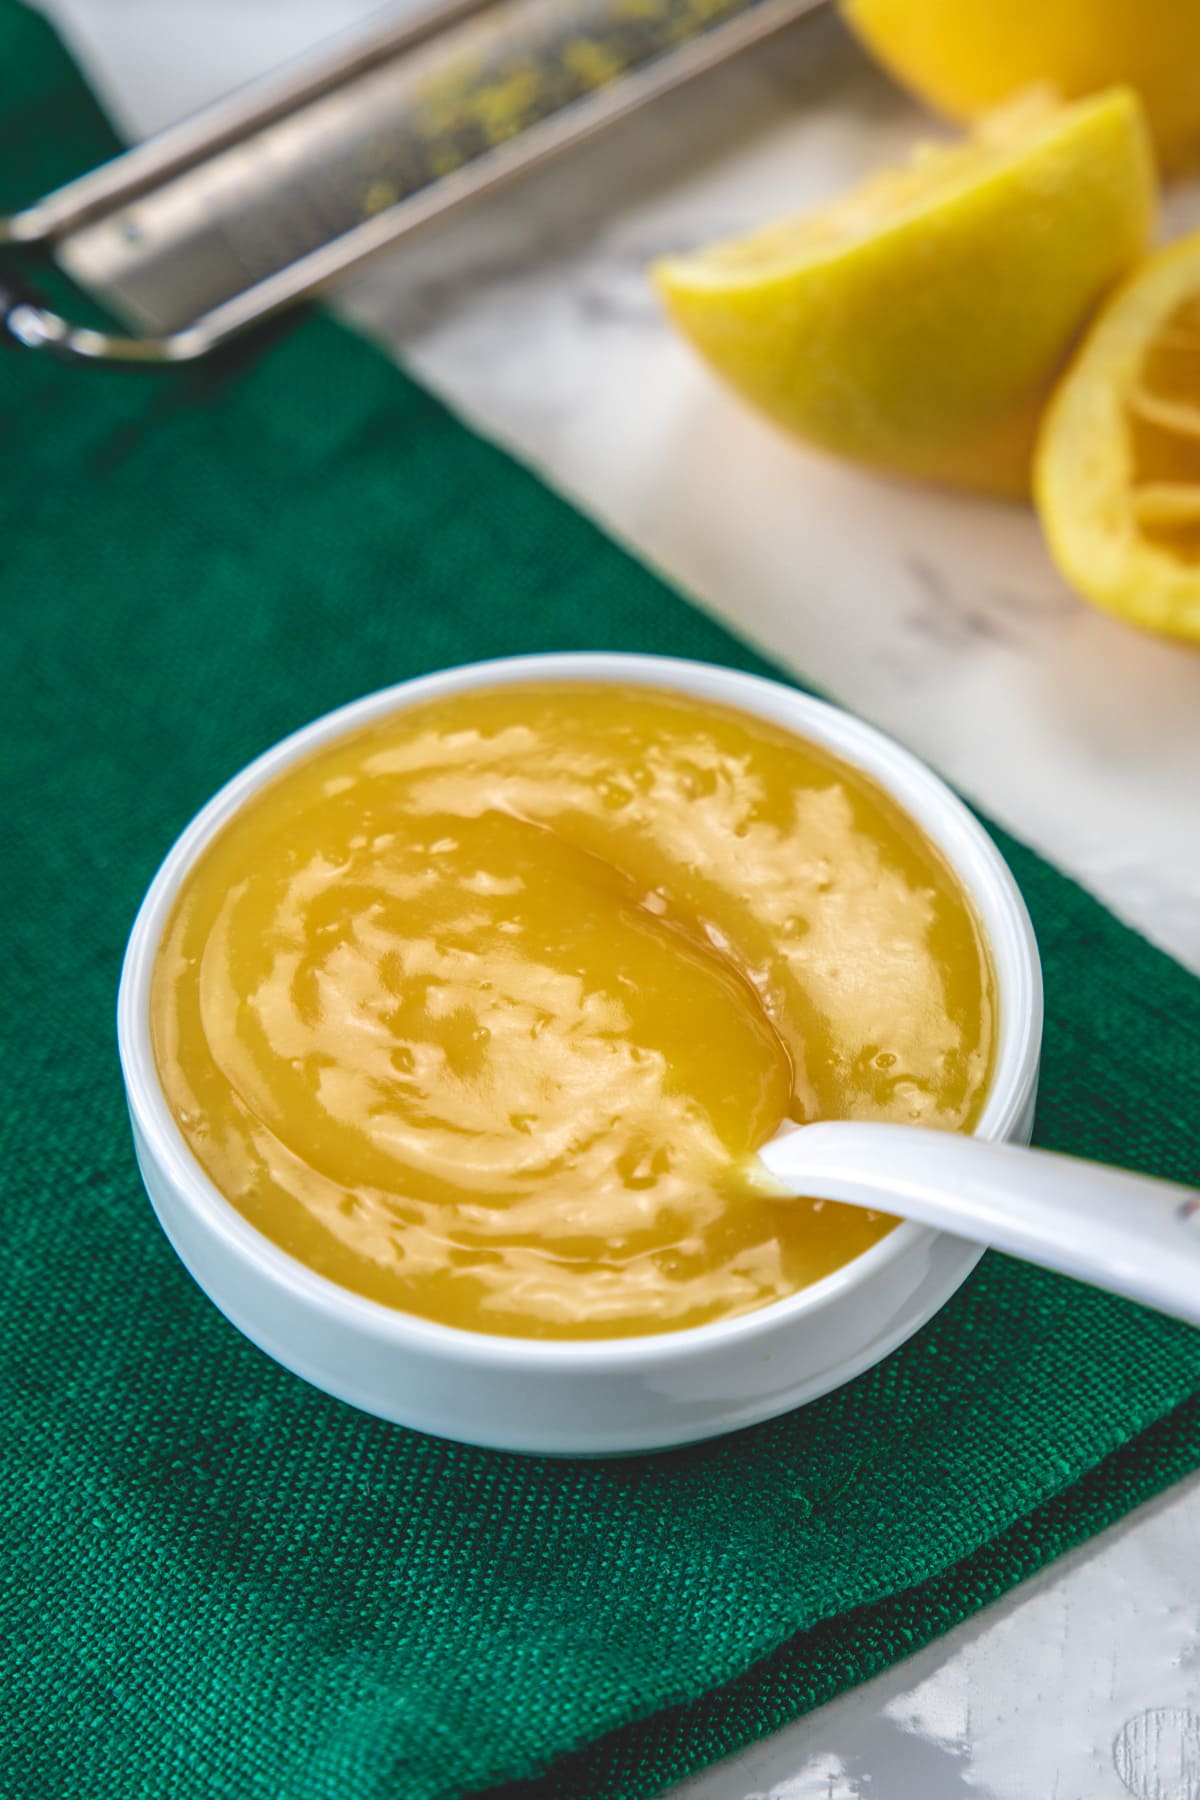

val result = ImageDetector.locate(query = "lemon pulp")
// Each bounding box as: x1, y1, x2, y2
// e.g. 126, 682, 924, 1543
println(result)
152, 685, 996, 1340
1126, 296, 1200, 559
1035, 231, 1200, 639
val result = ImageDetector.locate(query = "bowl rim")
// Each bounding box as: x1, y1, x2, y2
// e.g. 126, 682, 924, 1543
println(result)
117, 651, 1043, 1372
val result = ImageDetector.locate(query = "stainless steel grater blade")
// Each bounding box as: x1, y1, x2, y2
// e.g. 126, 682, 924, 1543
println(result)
1, 0, 826, 367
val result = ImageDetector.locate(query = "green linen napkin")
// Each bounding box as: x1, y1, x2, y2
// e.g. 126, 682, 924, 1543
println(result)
3, 10, 1199, 1797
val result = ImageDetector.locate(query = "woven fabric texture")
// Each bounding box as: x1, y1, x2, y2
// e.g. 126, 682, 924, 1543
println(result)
2, 11, 1199, 1798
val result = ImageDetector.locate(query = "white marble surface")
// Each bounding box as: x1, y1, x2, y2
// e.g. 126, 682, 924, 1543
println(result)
30, 3, 1200, 1796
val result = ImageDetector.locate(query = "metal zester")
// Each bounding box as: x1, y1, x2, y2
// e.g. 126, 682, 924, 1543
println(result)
1, 0, 826, 367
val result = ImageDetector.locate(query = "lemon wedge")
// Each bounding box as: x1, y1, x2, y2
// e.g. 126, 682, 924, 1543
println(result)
653, 88, 1154, 498
1036, 232, 1200, 641
842, 0, 1200, 174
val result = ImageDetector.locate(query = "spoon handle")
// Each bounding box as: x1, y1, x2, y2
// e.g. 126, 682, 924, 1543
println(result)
759, 1123, 1200, 1327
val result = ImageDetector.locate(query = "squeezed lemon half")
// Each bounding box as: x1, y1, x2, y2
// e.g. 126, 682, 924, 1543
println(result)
653, 88, 1154, 497
842, 0, 1200, 174
1036, 232, 1200, 641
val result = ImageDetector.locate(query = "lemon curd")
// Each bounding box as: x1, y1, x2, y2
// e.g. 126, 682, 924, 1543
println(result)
152, 685, 996, 1341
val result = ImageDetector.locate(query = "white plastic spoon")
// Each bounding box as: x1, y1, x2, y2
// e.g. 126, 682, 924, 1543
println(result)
759, 1122, 1200, 1327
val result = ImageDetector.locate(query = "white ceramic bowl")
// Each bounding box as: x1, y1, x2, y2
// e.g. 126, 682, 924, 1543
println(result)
118, 654, 1042, 1456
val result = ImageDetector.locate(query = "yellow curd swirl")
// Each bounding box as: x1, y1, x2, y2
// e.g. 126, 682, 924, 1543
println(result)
152, 684, 995, 1339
